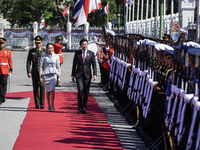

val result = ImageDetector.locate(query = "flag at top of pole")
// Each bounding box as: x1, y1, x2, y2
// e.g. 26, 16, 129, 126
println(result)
63, 5, 70, 17
124, 0, 134, 5
40, 16, 45, 29
73, 0, 102, 28
103, 4, 108, 15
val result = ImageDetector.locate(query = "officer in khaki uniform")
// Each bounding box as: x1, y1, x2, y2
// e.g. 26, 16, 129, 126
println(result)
26, 36, 47, 109
0, 38, 13, 104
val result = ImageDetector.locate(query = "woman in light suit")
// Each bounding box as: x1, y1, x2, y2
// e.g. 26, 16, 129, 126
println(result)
39, 43, 61, 111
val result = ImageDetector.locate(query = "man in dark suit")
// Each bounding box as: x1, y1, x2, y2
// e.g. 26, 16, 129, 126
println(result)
71, 39, 97, 114
26, 36, 47, 109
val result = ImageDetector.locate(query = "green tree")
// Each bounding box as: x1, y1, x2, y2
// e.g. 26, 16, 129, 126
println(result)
0, 0, 71, 28
87, 0, 118, 27
0, 0, 121, 28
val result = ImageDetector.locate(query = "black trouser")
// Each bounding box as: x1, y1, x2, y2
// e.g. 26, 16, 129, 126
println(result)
99, 63, 104, 84
32, 72, 45, 106
0, 74, 8, 101
76, 73, 91, 110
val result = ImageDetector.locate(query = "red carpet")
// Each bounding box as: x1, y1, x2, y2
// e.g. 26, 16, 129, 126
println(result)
8, 91, 123, 150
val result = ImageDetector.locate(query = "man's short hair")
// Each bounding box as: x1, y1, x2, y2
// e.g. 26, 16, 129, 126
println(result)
80, 39, 88, 46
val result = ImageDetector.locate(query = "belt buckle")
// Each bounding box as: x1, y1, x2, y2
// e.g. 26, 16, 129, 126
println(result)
0, 62, 2, 65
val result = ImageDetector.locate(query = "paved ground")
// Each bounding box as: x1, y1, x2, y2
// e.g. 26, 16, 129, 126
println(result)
0, 51, 147, 150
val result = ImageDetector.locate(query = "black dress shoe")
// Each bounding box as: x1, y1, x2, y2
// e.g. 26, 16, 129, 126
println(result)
40, 105, 44, 109
77, 108, 82, 114
35, 105, 39, 109
82, 108, 87, 114
82, 110, 87, 114
1, 99, 5, 103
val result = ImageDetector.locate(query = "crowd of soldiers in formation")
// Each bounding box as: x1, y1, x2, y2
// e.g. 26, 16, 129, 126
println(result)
97, 33, 200, 150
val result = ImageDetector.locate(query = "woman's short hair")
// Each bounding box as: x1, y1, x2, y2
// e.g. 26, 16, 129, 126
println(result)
46, 43, 54, 49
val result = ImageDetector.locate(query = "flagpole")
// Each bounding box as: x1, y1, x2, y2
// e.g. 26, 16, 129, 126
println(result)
107, 14, 109, 24
107, 4, 109, 25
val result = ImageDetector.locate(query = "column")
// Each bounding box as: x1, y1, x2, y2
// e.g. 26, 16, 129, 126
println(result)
151, 0, 154, 37
107, 22, 112, 30
137, 0, 140, 34
0, 22, 3, 38
197, 0, 200, 42
84, 22, 89, 40
33, 22, 38, 46
180, 0, 195, 31
129, 4, 131, 22
141, 0, 144, 33
67, 22, 72, 51
146, 0, 149, 36
163, 0, 166, 33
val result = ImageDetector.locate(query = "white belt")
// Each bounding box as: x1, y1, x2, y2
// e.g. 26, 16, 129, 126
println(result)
178, 93, 194, 143
169, 88, 181, 131
0, 62, 8, 65
186, 97, 200, 150
57, 54, 62, 55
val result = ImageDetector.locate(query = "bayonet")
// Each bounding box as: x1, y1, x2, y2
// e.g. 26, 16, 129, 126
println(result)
195, 52, 199, 69
177, 47, 181, 64
185, 52, 188, 68
181, 49, 185, 65
153, 47, 157, 81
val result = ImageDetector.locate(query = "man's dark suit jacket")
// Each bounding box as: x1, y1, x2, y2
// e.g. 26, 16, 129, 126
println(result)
71, 49, 97, 79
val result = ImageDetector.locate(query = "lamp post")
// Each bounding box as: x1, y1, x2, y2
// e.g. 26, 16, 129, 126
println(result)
118, 13, 121, 35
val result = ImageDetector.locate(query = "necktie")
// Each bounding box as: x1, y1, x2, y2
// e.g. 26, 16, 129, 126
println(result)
83, 51, 86, 62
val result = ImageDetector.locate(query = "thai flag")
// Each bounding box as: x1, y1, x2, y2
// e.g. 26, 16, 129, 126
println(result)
63, 5, 70, 17
103, 4, 108, 15
30, 22, 34, 28
40, 16, 45, 29
124, 0, 134, 5
73, 0, 102, 28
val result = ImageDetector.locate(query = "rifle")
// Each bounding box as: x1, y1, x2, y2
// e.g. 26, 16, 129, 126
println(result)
195, 51, 199, 96
185, 51, 191, 94
119, 36, 122, 60
125, 37, 129, 63
149, 44, 153, 79
99, 9, 107, 47
121, 36, 126, 61
152, 46, 157, 81
113, 35, 118, 57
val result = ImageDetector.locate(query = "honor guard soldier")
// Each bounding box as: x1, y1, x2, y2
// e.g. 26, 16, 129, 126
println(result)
53, 36, 64, 65
26, 36, 46, 109
53, 36, 65, 86
0, 38, 13, 104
